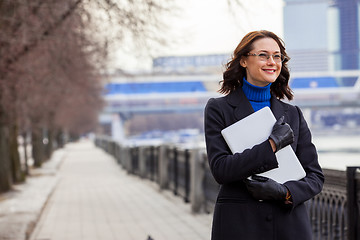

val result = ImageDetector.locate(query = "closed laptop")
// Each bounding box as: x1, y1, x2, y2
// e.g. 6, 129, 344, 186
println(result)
221, 106, 306, 184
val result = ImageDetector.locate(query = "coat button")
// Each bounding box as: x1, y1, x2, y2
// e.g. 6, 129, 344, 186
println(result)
266, 215, 273, 221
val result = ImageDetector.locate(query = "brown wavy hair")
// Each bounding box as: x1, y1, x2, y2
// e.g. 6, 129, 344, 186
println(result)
219, 30, 293, 100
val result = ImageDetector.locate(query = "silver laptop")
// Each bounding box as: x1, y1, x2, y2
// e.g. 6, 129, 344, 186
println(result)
221, 106, 306, 184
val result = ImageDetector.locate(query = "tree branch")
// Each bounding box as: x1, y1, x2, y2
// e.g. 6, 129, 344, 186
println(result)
2, 0, 83, 71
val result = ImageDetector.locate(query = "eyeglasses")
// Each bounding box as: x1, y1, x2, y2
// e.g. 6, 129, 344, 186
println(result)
247, 53, 286, 63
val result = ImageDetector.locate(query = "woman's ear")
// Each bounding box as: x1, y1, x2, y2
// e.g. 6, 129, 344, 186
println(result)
240, 57, 247, 68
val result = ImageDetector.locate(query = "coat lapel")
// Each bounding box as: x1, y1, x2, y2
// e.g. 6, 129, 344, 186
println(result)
226, 87, 254, 121
271, 95, 289, 121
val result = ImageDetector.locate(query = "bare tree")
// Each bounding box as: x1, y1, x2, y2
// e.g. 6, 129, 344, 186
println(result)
0, 0, 176, 192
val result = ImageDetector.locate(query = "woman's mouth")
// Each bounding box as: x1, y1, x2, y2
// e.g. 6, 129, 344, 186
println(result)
263, 69, 276, 73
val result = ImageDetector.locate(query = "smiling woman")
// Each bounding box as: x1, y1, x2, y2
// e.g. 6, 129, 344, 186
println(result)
204, 30, 324, 240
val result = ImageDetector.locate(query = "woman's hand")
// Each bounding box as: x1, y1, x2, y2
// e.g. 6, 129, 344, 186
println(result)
245, 175, 288, 201
269, 116, 294, 152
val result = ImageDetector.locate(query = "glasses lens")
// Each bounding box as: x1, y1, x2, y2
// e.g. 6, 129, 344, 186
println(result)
273, 54, 281, 62
272, 54, 286, 62
278, 54, 285, 62
258, 53, 268, 61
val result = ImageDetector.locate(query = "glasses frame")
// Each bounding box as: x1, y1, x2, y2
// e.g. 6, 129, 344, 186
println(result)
247, 52, 286, 63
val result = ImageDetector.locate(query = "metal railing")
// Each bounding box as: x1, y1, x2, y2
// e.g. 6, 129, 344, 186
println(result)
95, 137, 360, 240
306, 169, 348, 240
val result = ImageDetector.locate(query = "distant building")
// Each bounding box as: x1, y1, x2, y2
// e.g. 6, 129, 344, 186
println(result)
283, 0, 360, 72
283, 0, 360, 133
152, 54, 229, 74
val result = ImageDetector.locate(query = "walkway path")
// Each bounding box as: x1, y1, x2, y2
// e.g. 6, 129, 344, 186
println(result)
29, 140, 212, 240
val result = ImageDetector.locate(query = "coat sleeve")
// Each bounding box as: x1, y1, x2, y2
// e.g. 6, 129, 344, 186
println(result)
204, 98, 279, 184
284, 106, 324, 208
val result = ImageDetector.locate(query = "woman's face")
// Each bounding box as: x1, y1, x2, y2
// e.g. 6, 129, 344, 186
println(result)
240, 37, 282, 87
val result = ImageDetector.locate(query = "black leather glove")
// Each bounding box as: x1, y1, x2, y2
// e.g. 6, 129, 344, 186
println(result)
269, 116, 294, 152
245, 175, 288, 201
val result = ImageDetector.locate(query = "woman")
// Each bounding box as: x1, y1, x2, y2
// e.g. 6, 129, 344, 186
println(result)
204, 30, 324, 240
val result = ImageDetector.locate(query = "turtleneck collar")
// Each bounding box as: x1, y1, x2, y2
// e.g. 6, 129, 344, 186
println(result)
242, 77, 272, 112
242, 78, 272, 102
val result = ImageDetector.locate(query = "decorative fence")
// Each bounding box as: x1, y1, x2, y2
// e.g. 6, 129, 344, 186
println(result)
95, 137, 360, 240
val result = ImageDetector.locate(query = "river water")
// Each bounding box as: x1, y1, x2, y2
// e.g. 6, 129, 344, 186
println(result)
312, 134, 360, 171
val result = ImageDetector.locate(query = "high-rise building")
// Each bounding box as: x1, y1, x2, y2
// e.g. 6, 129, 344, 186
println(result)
283, 0, 360, 73
283, 0, 360, 132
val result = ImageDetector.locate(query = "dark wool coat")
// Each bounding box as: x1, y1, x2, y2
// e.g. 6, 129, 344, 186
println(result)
204, 87, 324, 240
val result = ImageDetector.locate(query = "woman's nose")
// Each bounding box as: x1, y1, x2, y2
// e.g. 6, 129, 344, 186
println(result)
266, 56, 276, 64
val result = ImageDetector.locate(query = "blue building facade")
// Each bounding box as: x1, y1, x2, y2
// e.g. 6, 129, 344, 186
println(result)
337, 0, 359, 70
283, 0, 360, 72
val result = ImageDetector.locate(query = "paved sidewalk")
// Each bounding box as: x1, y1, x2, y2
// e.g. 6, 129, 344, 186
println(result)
29, 140, 212, 240
0, 147, 64, 240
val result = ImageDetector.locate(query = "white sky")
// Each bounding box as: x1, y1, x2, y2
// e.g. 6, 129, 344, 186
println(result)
110, 0, 284, 71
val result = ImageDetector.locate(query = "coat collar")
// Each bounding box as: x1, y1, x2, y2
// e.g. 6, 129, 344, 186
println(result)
226, 87, 289, 121
271, 95, 289, 121
226, 87, 254, 120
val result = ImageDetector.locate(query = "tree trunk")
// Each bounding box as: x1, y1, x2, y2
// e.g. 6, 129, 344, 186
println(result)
56, 129, 65, 148
45, 128, 54, 159
0, 124, 12, 193
31, 127, 45, 167
22, 131, 29, 175
9, 123, 24, 183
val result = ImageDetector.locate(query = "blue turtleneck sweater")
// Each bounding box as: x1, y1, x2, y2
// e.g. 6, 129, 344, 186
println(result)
242, 78, 272, 112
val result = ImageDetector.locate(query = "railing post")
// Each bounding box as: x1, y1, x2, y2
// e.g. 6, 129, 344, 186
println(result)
190, 148, 205, 213
173, 147, 178, 196
154, 146, 159, 181
184, 149, 190, 203
119, 144, 126, 167
347, 166, 360, 240
158, 145, 169, 189
150, 146, 155, 181
129, 147, 134, 174
114, 142, 119, 164
138, 146, 146, 178
130, 147, 139, 175
124, 146, 131, 172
